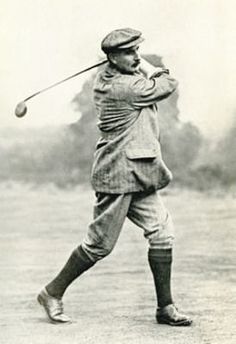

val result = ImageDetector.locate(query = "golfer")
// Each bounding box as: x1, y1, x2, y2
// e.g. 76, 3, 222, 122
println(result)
38, 28, 192, 326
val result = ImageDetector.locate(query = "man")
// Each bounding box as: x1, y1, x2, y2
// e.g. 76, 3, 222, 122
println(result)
38, 28, 192, 326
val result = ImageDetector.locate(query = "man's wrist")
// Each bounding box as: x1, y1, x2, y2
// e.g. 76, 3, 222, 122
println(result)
151, 69, 169, 78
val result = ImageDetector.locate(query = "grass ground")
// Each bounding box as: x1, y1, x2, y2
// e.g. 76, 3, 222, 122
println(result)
0, 183, 235, 344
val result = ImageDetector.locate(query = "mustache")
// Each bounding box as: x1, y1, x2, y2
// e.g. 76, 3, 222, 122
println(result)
133, 60, 141, 67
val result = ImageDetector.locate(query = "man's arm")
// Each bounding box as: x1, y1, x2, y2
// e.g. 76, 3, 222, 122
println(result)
128, 67, 178, 109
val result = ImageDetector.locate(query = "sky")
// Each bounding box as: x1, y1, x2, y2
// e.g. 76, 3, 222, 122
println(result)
1, 0, 236, 139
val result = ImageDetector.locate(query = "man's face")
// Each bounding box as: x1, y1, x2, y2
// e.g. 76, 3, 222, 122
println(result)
109, 45, 141, 74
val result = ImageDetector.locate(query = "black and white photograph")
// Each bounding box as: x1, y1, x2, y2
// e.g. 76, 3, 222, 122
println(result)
0, 1, 235, 343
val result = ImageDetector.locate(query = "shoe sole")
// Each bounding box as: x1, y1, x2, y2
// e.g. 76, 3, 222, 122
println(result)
157, 318, 192, 326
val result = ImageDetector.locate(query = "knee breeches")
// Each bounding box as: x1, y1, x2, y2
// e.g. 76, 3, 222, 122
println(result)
81, 190, 174, 262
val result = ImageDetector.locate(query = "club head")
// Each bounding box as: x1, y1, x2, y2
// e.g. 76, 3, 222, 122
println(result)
15, 101, 27, 118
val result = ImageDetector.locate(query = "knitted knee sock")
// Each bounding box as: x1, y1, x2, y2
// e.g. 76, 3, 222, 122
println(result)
148, 248, 173, 308
46, 245, 95, 299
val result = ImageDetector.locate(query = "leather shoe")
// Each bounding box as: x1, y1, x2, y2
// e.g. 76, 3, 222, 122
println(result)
37, 288, 71, 324
156, 304, 192, 326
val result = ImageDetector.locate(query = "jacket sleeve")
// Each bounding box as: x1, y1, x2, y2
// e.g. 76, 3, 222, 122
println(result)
127, 73, 178, 109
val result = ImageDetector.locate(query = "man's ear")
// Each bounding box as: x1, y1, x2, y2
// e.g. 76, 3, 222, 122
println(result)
108, 52, 117, 65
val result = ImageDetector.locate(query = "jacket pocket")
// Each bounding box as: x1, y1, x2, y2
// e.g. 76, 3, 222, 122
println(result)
125, 147, 160, 160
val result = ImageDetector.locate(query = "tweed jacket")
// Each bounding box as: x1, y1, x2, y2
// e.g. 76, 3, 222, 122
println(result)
91, 63, 178, 193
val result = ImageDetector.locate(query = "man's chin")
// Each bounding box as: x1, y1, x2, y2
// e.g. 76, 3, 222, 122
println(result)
116, 65, 139, 74
129, 65, 140, 73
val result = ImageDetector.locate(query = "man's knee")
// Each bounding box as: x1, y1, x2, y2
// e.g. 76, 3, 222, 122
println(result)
147, 213, 175, 250
81, 241, 115, 262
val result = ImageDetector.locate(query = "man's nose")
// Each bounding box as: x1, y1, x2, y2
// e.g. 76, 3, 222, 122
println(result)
134, 51, 141, 61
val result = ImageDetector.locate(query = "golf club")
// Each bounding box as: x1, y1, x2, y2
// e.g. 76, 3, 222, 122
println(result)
15, 59, 108, 118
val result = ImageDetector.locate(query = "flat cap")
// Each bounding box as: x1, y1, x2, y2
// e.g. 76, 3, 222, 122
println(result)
101, 28, 144, 53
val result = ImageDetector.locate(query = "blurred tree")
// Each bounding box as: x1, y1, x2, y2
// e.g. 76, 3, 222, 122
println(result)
214, 113, 236, 185
70, 75, 99, 181
189, 112, 236, 189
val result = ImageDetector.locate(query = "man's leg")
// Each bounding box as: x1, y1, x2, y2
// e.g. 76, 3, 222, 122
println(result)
128, 190, 192, 326
38, 192, 132, 323
45, 245, 95, 299
148, 248, 173, 308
